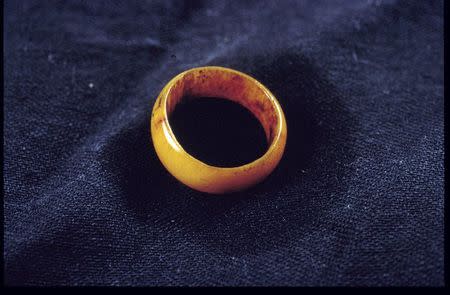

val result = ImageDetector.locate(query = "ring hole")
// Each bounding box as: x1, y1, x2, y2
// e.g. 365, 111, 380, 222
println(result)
169, 96, 268, 167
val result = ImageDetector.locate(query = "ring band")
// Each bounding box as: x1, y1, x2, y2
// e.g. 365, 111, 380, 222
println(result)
150, 66, 287, 194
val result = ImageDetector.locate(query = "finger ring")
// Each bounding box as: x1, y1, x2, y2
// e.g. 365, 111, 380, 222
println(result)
150, 66, 287, 194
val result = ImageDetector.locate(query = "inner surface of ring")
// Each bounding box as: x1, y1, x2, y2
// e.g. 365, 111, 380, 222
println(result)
165, 68, 279, 144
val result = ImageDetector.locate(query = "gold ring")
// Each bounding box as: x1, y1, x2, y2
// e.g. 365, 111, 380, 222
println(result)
150, 66, 287, 194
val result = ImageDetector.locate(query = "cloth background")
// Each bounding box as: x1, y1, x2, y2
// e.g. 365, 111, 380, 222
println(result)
3, 0, 444, 286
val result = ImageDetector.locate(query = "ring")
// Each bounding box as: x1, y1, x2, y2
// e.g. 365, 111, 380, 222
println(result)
150, 66, 287, 194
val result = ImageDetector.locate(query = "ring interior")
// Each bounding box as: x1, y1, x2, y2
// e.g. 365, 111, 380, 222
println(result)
165, 68, 279, 145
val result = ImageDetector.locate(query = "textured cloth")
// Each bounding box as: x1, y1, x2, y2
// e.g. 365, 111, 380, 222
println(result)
3, 0, 444, 286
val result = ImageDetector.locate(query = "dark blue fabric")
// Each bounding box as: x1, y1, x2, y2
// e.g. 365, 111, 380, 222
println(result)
3, 0, 444, 286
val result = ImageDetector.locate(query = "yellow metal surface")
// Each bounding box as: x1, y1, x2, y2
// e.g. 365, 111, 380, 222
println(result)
150, 66, 287, 194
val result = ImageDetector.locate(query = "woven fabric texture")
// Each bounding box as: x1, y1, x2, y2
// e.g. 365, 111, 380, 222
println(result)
3, 0, 444, 286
